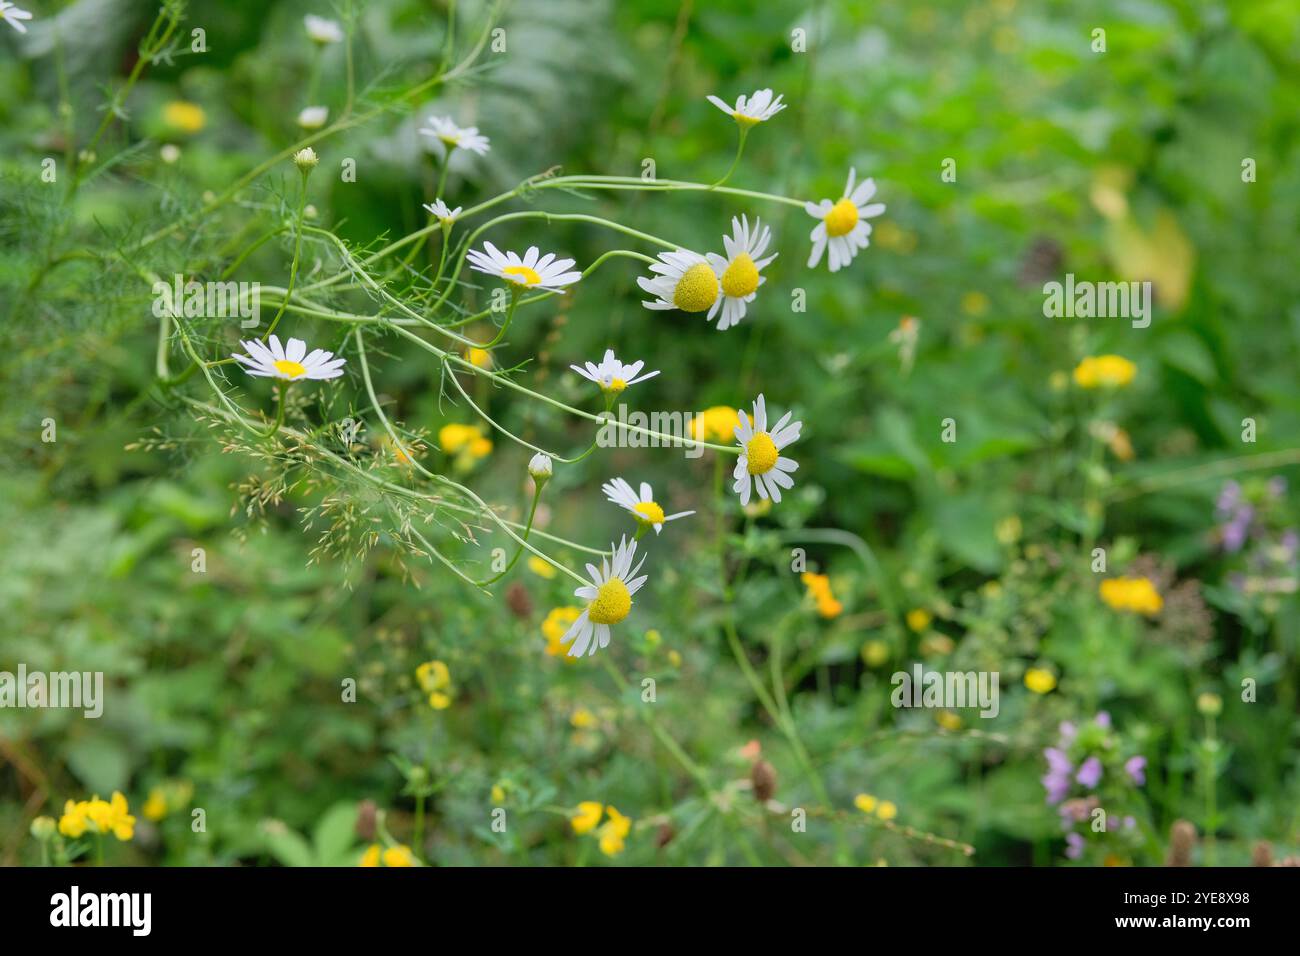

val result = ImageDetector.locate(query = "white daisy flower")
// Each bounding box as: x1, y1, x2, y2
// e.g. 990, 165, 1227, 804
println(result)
602, 478, 694, 535
637, 249, 719, 314
0, 2, 33, 33
297, 105, 330, 130
706, 88, 786, 127
423, 198, 462, 225
569, 348, 659, 395
733, 394, 801, 506
704, 215, 777, 331
419, 116, 491, 156
466, 242, 581, 293
304, 14, 343, 44
232, 335, 346, 381
805, 167, 886, 273
561, 536, 649, 657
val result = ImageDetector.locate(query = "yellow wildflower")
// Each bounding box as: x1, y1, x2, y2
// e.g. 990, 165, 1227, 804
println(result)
876, 800, 898, 821
383, 845, 415, 867
528, 555, 557, 579
1098, 576, 1163, 615
143, 788, 168, 821
415, 659, 454, 709
690, 406, 741, 442
861, 639, 889, 668
800, 572, 844, 618
906, 608, 932, 632
598, 806, 631, 857
163, 100, 206, 134
936, 710, 963, 731
491, 784, 506, 804
359, 844, 381, 867
542, 607, 582, 658
570, 707, 598, 729
466, 347, 493, 369
571, 801, 603, 835
853, 793, 878, 814
1024, 668, 1057, 694
1073, 354, 1137, 389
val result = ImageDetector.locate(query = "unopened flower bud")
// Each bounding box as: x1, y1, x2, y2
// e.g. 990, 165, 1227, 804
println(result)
751, 759, 777, 803
30, 816, 56, 841
293, 147, 319, 172
528, 452, 552, 481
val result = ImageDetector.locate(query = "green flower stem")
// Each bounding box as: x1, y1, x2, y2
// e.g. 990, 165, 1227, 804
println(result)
261, 171, 311, 342
712, 124, 750, 188
257, 382, 291, 439
473, 483, 544, 587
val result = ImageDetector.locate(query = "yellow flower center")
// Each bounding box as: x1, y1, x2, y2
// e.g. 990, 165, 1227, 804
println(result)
824, 198, 860, 238
732, 111, 762, 129
720, 253, 760, 298
588, 578, 631, 625
439, 133, 460, 147
746, 432, 778, 475
672, 262, 719, 312
502, 265, 542, 286
633, 501, 666, 525
604, 378, 628, 394
273, 359, 307, 379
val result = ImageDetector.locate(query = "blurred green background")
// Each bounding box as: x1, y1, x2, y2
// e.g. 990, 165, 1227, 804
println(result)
2, 0, 1298, 866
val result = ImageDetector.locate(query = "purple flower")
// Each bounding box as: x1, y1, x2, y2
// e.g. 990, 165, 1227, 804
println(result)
1059, 721, 1077, 744
1094, 712, 1111, 730
1222, 508, 1253, 552
1125, 755, 1147, 786
1216, 481, 1241, 518
1042, 771, 1071, 805
1065, 832, 1085, 860
1076, 756, 1103, 788
1123, 816, 1136, 830
1045, 747, 1071, 774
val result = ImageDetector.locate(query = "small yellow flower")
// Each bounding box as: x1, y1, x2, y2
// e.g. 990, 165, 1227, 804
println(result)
163, 100, 206, 134
995, 515, 1022, 545
570, 707, 598, 729
800, 572, 844, 618
527, 555, 558, 579
491, 784, 506, 804
542, 607, 582, 658
359, 844, 381, 867
1024, 668, 1057, 695
1099, 576, 1163, 616
1196, 692, 1222, 717
906, 608, 932, 632
438, 423, 493, 461
667, 649, 683, 668
415, 660, 454, 709
1073, 354, 1137, 389
143, 788, 168, 821
936, 709, 963, 731
690, 406, 741, 442
466, 347, 494, 369
960, 291, 990, 316
876, 800, 898, 821
383, 845, 415, 867
58, 801, 90, 839
853, 793, 878, 814
598, 806, 631, 857
571, 801, 603, 835
861, 639, 889, 668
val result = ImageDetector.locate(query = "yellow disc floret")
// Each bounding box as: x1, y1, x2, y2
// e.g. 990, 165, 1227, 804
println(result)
502, 265, 542, 286
672, 262, 720, 312
274, 359, 307, 379
745, 432, 779, 474
588, 578, 632, 625
824, 198, 860, 238
604, 378, 628, 394
633, 501, 666, 525
720, 253, 760, 298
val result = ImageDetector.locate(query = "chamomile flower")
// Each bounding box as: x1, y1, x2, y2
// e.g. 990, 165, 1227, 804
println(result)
304, 14, 343, 44
466, 242, 582, 293
232, 335, 346, 381
706, 88, 786, 127
637, 249, 719, 314
569, 349, 660, 395
601, 477, 694, 535
419, 116, 491, 156
561, 536, 649, 657
704, 215, 777, 330
806, 167, 886, 273
0, 2, 33, 33
422, 198, 462, 225
297, 105, 330, 130
733, 394, 801, 506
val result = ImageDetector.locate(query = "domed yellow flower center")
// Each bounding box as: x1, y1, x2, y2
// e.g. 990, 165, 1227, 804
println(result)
824, 198, 860, 238
603, 378, 628, 394
633, 501, 665, 525
502, 265, 542, 286
438, 133, 461, 147
672, 262, 719, 312
746, 432, 778, 475
732, 111, 762, 129
588, 578, 631, 625
273, 359, 307, 379
721, 253, 760, 298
